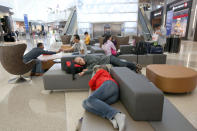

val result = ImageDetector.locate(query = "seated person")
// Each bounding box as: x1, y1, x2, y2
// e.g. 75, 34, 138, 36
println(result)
84, 32, 90, 45
23, 42, 62, 76
74, 54, 142, 76
63, 34, 87, 54
83, 65, 126, 131
102, 34, 117, 56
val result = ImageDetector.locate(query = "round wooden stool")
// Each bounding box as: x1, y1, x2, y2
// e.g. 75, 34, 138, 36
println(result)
146, 64, 197, 93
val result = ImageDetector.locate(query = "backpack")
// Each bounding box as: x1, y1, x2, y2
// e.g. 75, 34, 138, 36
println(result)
64, 60, 85, 80
136, 42, 148, 55
150, 45, 163, 54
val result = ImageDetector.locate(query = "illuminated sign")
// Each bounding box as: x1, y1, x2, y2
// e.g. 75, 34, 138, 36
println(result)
172, 2, 188, 10
154, 11, 162, 17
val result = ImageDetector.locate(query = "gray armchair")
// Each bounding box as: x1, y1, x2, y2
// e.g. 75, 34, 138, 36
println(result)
0, 43, 35, 83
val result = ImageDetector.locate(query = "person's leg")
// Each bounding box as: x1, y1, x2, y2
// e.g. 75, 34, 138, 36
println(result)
104, 93, 119, 105
110, 55, 137, 71
35, 59, 43, 74
90, 80, 119, 103
83, 80, 119, 120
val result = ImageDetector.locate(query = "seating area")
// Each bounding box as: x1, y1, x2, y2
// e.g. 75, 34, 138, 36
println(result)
1, 34, 197, 131
40, 39, 197, 130
0, 44, 35, 83
2, 0, 197, 130
81, 68, 196, 131
146, 64, 197, 93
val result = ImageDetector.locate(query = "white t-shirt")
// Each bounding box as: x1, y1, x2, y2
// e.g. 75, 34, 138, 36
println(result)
72, 40, 87, 54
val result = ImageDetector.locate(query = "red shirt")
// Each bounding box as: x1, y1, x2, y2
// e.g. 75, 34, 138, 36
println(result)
89, 69, 118, 91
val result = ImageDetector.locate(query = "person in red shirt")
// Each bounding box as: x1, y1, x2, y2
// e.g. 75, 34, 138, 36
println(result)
83, 66, 126, 131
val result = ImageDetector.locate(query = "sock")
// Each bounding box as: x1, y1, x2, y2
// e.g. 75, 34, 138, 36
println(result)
109, 118, 118, 129
114, 113, 126, 131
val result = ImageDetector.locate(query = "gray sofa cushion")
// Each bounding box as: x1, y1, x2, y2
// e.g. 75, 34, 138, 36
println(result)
111, 67, 164, 121
118, 54, 137, 64
43, 64, 91, 91
138, 54, 154, 66
120, 45, 135, 54
152, 54, 167, 64
150, 98, 196, 131
90, 46, 105, 54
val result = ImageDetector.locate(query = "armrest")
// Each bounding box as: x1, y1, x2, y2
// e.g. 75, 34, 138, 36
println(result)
120, 45, 135, 54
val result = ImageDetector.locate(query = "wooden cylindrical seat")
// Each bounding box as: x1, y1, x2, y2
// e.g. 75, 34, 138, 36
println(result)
146, 64, 197, 93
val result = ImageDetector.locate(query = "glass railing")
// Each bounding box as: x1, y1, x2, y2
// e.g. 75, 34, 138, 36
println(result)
63, 8, 77, 35
138, 7, 153, 40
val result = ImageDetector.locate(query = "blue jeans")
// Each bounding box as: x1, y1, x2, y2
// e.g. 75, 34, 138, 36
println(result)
83, 80, 119, 120
24, 59, 43, 73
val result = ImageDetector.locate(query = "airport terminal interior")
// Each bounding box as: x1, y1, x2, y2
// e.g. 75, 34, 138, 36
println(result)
1, 0, 197, 131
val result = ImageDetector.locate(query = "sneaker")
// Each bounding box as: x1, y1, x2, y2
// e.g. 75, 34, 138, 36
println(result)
136, 69, 142, 74
136, 64, 142, 70
110, 118, 118, 129
114, 113, 126, 131
76, 117, 83, 131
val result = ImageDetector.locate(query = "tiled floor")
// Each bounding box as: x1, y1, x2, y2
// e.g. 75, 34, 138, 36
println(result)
0, 35, 67, 131
0, 39, 197, 131
165, 41, 197, 129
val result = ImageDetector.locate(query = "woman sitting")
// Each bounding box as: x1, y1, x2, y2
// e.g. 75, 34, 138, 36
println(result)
102, 35, 117, 56
83, 65, 126, 131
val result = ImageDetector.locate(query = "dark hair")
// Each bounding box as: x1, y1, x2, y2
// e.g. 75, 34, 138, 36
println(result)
154, 24, 161, 29
37, 43, 43, 47
74, 34, 80, 40
103, 34, 111, 45
84, 32, 88, 35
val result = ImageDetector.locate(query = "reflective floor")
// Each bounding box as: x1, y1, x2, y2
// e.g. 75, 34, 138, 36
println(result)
0, 39, 197, 131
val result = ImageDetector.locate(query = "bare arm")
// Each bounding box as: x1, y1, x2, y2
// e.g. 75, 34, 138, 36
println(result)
63, 47, 74, 52
80, 49, 85, 54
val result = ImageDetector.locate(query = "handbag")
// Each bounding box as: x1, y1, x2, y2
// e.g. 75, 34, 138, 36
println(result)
111, 48, 117, 56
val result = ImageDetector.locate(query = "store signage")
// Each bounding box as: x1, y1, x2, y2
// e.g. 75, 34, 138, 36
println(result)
172, 2, 188, 10
154, 11, 162, 17
166, 10, 174, 36
24, 14, 29, 32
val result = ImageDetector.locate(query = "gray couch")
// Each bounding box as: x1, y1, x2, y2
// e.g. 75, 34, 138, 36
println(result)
111, 67, 164, 121
81, 67, 196, 131
90, 46, 105, 54
88, 45, 166, 67
43, 55, 91, 91
43, 54, 103, 91
119, 45, 167, 66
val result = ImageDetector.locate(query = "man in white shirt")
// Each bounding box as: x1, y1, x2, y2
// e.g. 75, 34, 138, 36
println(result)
63, 34, 87, 54
154, 24, 166, 48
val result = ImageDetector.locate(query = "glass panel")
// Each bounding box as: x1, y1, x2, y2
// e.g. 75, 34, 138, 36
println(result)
78, 4, 138, 14
124, 28, 137, 33
78, 13, 138, 23
78, 28, 92, 35
78, 23, 91, 28
124, 22, 137, 28
78, 0, 138, 4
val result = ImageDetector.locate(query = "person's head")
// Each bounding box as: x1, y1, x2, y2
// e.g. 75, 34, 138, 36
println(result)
103, 34, 112, 45
154, 24, 161, 31
37, 43, 44, 49
74, 57, 85, 65
84, 32, 88, 36
74, 34, 80, 43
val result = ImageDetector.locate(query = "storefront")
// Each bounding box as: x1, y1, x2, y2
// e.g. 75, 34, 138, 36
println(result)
150, 7, 163, 28
166, 0, 193, 39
